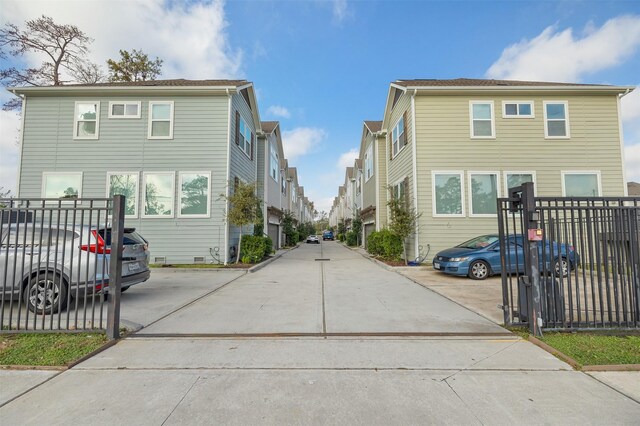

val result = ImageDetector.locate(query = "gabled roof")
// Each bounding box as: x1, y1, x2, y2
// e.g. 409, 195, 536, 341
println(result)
393, 78, 595, 88
354, 159, 362, 170
345, 167, 354, 181
261, 121, 279, 134
628, 182, 640, 196
364, 121, 382, 132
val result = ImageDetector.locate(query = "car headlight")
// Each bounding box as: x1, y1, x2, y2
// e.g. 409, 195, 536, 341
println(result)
450, 257, 469, 262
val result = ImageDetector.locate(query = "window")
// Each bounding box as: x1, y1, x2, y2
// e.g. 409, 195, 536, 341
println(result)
502, 101, 533, 118
270, 141, 279, 181
470, 101, 495, 138
356, 176, 361, 195
391, 116, 406, 156
42, 172, 83, 203
148, 101, 174, 139
281, 176, 286, 195
365, 144, 374, 181
562, 171, 601, 197
433, 172, 464, 216
544, 101, 569, 138
107, 172, 139, 217
392, 179, 406, 205
109, 101, 141, 119
469, 172, 499, 216
74, 102, 100, 139
179, 172, 210, 217
237, 114, 252, 157
504, 172, 535, 195
142, 172, 175, 217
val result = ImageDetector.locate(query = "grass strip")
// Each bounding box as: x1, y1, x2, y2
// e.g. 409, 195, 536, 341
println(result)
0, 333, 108, 367
539, 333, 640, 366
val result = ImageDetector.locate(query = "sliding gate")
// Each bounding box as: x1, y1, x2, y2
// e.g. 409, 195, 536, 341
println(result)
498, 183, 640, 335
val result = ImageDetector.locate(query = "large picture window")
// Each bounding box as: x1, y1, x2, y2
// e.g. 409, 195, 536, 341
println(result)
178, 172, 210, 217
148, 101, 174, 139
504, 172, 535, 194
562, 171, 600, 197
544, 101, 569, 138
107, 172, 139, 217
433, 172, 464, 216
469, 172, 499, 216
74, 102, 100, 139
142, 172, 175, 217
470, 101, 495, 138
42, 172, 83, 200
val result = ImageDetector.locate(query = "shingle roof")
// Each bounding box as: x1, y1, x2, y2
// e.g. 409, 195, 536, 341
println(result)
628, 182, 640, 196
62, 79, 249, 88
355, 159, 362, 169
364, 121, 382, 132
261, 121, 279, 133
393, 78, 601, 88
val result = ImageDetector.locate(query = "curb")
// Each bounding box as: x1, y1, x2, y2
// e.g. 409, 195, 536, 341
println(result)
248, 245, 299, 273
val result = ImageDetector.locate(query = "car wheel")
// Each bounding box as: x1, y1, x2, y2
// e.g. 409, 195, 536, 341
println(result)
121, 286, 131, 293
553, 258, 569, 277
468, 260, 490, 280
24, 272, 68, 314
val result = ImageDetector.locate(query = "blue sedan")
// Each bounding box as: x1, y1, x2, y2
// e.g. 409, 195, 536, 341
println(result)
432, 234, 578, 280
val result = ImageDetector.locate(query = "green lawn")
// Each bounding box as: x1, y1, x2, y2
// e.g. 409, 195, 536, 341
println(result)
539, 333, 640, 366
0, 333, 108, 366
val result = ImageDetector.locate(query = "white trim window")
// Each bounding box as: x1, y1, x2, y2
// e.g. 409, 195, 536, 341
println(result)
502, 101, 534, 118
392, 178, 407, 204
270, 141, 279, 182
365, 144, 374, 181
562, 171, 601, 197
142, 172, 175, 218
281, 176, 286, 195
468, 172, 500, 216
544, 101, 570, 138
42, 172, 83, 200
73, 101, 100, 139
108, 101, 141, 119
106, 172, 139, 217
432, 171, 464, 217
178, 172, 210, 218
148, 101, 174, 139
504, 171, 536, 195
470, 101, 495, 138
391, 115, 405, 156
239, 115, 252, 157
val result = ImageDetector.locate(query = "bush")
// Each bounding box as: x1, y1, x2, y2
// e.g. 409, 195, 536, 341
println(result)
346, 231, 357, 246
367, 231, 382, 256
337, 233, 345, 242
366, 229, 402, 260
239, 235, 267, 263
262, 236, 273, 255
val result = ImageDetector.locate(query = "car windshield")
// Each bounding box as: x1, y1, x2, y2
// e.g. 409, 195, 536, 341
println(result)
457, 235, 499, 249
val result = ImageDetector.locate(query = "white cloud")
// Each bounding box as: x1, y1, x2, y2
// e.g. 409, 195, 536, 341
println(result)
0, 111, 21, 194
332, 0, 350, 23
0, 0, 242, 80
337, 148, 358, 170
625, 144, 640, 183
622, 88, 640, 182
486, 15, 640, 82
281, 127, 327, 159
266, 105, 291, 119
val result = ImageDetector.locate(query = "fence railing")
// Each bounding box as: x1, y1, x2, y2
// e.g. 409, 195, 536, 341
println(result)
498, 184, 639, 333
0, 197, 124, 339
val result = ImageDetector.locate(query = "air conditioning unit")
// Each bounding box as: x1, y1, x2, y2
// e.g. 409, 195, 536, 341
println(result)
193, 256, 206, 264
154, 256, 166, 264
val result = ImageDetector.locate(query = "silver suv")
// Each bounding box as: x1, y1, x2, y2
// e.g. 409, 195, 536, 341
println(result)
1, 224, 150, 314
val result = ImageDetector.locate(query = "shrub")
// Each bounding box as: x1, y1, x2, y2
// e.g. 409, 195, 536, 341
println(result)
262, 236, 273, 255
367, 231, 382, 256
239, 235, 267, 263
337, 233, 345, 242
346, 231, 357, 246
366, 229, 402, 260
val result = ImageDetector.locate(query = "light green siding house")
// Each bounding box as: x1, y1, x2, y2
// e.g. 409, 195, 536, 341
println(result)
10, 79, 262, 264
381, 78, 633, 261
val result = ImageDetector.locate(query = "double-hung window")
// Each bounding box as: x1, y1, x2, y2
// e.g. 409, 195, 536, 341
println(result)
270, 141, 279, 181
148, 101, 174, 139
391, 116, 405, 156
504, 172, 535, 195
469, 172, 499, 216
238, 115, 252, 157
502, 101, 533, 118
365, 144, 374, 181
109, 101, 141, 119
142, 172, 175, 217
392, 179, 406, 206
562, 171, 600, 196
281, 176, 287, 195
432, 172, 464, 217
470, 101, 495, 138
179, 172, 210, 217
42, 172, 83, 200
74, 102, 100, 139
544, 101, 569, 138
107, 172, 139, 217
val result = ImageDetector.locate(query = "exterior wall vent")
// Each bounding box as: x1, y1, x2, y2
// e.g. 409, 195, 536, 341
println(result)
193, 256, 206, 264
154, 256, 166, 264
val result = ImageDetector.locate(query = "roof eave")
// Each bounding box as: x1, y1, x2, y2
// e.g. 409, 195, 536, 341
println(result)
8, 85, 243, 96
404, 85, 635, 94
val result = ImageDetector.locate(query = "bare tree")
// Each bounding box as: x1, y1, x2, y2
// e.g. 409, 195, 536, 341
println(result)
0, 15, 103, 110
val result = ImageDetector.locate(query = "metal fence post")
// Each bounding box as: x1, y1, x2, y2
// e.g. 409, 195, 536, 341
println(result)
521, 182, 543, 337
106, 195, 124, 340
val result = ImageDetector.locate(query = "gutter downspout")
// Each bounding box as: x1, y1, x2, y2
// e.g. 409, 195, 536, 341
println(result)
264, 135, 268, 237
410, 89, 420, 261
224, 88, 233, 264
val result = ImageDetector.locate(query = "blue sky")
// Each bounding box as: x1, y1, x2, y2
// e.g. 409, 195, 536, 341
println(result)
1, 0, 640, 212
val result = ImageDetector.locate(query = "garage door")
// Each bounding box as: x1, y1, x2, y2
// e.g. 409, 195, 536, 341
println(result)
364, 223, 375, 249
268, 223, 279, 251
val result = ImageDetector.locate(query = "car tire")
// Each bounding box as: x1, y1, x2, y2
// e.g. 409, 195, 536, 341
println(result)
553, 258, 569, 278
468, 260, 490, 280
121, 286, 130, 293
24, 272, 68, 314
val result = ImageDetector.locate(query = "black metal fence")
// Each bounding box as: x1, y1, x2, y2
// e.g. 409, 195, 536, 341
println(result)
0, 197, 124, 339
498, 183, 639, 333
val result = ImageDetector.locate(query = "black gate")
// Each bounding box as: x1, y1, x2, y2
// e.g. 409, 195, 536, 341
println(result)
498, 183, 640, 335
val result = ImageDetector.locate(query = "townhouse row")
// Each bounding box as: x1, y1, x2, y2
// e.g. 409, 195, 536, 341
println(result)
10, 79, 315, 264
329, 78, 632, 262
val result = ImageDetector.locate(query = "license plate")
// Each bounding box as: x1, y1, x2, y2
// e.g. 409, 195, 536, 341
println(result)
128, 262, 140, 272
433, 262, 440, 270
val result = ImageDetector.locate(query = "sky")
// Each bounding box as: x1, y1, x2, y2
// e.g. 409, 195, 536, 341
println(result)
1, 0, 639, 213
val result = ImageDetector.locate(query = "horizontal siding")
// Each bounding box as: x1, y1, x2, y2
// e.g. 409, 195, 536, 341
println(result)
362, 135, 376, 211
19, 94, 231, 264
376, 135, 388, 228
414, 93, 626, 256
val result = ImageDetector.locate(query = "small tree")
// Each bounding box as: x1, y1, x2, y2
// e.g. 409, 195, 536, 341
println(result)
220, 180, 261, 263
281, 210, 296, 246
107, 49, 163, 82
351, 215, 363, 246
387, 185, 422, 265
